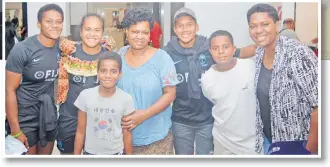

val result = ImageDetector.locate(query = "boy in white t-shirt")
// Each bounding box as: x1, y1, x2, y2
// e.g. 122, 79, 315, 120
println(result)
201, 30, 258, 155
74, 51, 135, 155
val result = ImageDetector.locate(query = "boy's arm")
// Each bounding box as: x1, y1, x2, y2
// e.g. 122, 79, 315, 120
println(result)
123, 128, 133, 155
201, 74, 215, 104
74, 110, 87, 155
122, 95, 135, 153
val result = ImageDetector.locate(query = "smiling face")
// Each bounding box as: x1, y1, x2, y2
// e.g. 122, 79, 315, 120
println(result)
97, 59, 121, 89
209, 35, 236, 65
174, 15, 199, 48
80, 16, 103, 49
248, 12, 279, 48
38, 10, 63, 40
126, 21, 151, 50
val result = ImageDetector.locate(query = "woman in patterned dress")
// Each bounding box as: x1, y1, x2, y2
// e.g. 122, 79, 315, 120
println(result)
247, 3, 318, 155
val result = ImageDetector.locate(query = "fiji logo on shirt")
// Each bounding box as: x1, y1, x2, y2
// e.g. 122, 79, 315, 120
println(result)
199, 54, 207, 67
57, 53, 61, 63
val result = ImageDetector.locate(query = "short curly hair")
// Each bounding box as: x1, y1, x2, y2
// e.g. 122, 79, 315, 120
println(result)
37, 4, 64, 23
209, 30, 234, 47
121, 8, 154, 30
247, 3, 279, 24
97, 51, 122, 72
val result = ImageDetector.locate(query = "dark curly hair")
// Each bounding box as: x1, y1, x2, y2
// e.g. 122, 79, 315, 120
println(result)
37, 4, 64, 23
121, 8, 154, 30
247, 3, 279, 24
209, 30, 234, 47
97, 51, 122, 72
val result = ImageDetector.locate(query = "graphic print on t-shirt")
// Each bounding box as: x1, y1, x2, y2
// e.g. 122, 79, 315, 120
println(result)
57, 53, 61, 62
71, 75, 99, 85
175, 53, 211, 85
199, 54, 208, 67
92, 107, 116, 141
34, 69, 59, 81
26, 50, 60, 82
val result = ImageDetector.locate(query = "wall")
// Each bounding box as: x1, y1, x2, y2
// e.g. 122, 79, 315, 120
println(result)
161, 2, 171, 46
295, 2, 318, 45
281, 2, 295, 26
184, 2, 318, 48
5, 2, 22, 10
70, 2, 87, 25
27, 2, 70, 37
87, 2, 127, 13
185, 2, 258, 47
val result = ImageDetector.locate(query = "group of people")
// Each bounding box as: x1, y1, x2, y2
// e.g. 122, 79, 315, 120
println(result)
5, 16, 27, 60
5, 3, 318, 155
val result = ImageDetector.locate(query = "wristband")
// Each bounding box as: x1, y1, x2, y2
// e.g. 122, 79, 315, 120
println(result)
10, 130, 23, 138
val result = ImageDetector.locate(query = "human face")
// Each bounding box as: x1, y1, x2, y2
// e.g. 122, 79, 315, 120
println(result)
80, 16, 103, 48
287, 22, 295, 30
174, 15, 199, 48
209, 36, 236, 65
126, 21, 150, 50
248, 12, 279, 48
97, 59, 121, 89
38, 10, 63, 40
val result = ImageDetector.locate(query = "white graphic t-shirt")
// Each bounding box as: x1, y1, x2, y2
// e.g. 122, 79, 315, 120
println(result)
74, 86, 135, 155
201, 59, 257, 155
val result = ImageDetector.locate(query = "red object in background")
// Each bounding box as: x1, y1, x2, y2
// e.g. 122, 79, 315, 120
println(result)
150, 21, 163, 48
313, 49, 318, 57
309, 46, 318, 57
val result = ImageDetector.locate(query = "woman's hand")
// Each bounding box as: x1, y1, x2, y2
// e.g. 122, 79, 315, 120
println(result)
311, 38, 318, 44
101, 36, 116, 51
122, 110, 148, 131
16, 132, 29, 149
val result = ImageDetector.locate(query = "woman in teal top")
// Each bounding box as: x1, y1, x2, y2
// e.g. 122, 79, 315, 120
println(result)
117, 8, 178, 155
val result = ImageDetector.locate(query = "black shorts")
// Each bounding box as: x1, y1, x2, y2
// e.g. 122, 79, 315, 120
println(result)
8, 117, 57, 147
57, 136, 75, 154
14, 105, 58, 147
24, 129, 57, 147
56, 115, 78, 153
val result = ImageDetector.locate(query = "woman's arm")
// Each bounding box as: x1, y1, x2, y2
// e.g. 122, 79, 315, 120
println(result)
306, 107, 318, 154
5, 70, 29, 149
291, 45, 318, 154
239, 44, 257, 59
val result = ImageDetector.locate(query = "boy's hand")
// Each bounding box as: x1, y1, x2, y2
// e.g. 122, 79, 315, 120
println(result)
122, 110, 147, 131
